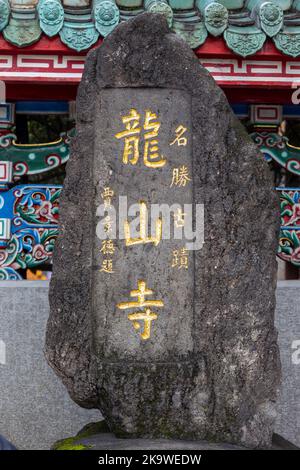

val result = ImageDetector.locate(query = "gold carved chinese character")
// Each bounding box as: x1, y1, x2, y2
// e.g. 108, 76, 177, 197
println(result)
100, 259, 114, 273
101, 187, 114, 208
170, 125, 188, 147
102, 215, 113, 234
143, 110, 166, 168
124, 201, 162, 247
128, 309, 158, 341
170, 166, 191, 188
172, 248, 189, 269
117, 280, 164, 340
115, 109, 141, 165
115, 108, 166, 168
100, 240, 115, 255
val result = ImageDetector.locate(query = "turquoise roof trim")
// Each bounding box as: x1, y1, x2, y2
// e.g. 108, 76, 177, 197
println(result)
1, 1, 300, 56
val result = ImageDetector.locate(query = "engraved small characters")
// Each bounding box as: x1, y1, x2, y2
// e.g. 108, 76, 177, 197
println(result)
101, 187, 114, 208
170, 166, 191, 188
174, 208, 186, 228
117, 280, 164, 340
99, 187, 116, 274
102, 215, 113, 234
171, 248, 189, 269
100, 240, 115, 255
100, 259, 114, 274
124, 201, 162, 247
170, 125, 188, 147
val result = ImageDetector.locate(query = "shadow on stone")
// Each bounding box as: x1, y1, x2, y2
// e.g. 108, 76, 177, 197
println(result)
52, 422, 299, 451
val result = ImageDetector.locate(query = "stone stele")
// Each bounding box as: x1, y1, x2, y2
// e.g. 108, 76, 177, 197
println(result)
45, 12, 281, 449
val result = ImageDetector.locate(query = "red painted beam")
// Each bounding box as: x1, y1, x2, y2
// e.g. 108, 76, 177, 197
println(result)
5, 83, 78, 101
5, 83, 293, 104
224, 87, 294, 105
0, 35, 296, 101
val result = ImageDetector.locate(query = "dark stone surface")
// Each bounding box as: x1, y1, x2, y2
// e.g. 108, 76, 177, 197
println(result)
93, 88, 194, 359
45, 13, 281, 449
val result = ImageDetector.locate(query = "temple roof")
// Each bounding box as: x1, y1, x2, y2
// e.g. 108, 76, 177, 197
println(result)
1, 1, 300, 56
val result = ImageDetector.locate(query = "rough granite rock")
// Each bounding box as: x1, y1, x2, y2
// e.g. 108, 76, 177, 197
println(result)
45, 13, 281, 449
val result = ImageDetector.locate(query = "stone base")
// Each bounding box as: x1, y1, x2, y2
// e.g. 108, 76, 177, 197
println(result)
52, 422, 299, 451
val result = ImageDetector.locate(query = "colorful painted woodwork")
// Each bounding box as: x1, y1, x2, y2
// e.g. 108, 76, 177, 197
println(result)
0, 184, 60, 279
1, 1, 300, 55
277, 188, 300, 267
251, 131, 300, 176
0, 128, 73, 188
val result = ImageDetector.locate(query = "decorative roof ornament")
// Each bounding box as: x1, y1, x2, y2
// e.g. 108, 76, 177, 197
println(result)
38, 0, 64, 37
197, 0, 228, 37
0, 1, 300, 58
3, 5, 42, 47
93, 0, 120, 37
259, 2, 283, 37
60, 6, 99, 51
172, 8, 207, 49
144, 0, 173, 28
0, 0, 10, 32
60, 22, 99, 51
116, 0, 143, 21
219, 0, 244, 7
224, 25, 266, 57
273, 28, 300, 57
271, 0, 292, 9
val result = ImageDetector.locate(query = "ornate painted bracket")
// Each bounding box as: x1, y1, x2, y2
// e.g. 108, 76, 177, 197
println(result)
277, 188, 300, 267
0, 184, 61, 279
251, 132, 300, 176
0, 128, 73, 189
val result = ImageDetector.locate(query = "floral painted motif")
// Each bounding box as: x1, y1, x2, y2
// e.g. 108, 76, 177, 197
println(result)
13, 187, 60, 228
278, 229, 300, 267
277, 189, 300, 267
0, 185, 61, 277
0, 228, 58, 276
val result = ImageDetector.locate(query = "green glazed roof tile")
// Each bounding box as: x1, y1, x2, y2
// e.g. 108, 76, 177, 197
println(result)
0, 0, 300, 56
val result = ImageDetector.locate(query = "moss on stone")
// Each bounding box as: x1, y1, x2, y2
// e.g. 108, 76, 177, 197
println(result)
52, 420, 108, 450
52, 437, 91, 451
